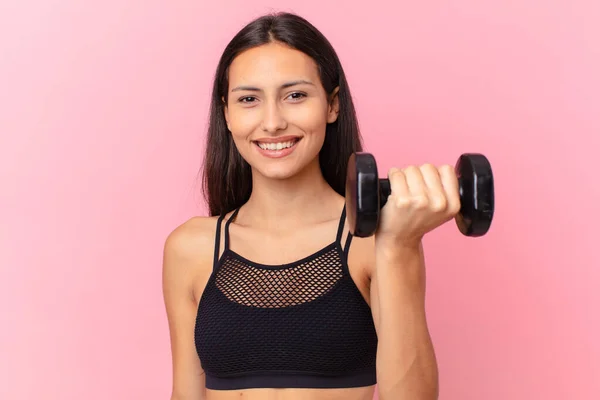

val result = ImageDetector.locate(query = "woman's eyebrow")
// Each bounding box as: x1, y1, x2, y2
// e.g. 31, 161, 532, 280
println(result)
231, 80, 315, 92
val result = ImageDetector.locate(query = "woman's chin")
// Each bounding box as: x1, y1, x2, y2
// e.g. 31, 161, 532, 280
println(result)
255, 167, 299, 181
248, 153, 321, 182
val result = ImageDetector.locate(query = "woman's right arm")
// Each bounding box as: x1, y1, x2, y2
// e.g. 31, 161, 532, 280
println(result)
162, 218, 215, 400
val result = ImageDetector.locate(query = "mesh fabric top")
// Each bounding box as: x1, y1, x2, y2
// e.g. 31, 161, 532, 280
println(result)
194, 206, 379, 390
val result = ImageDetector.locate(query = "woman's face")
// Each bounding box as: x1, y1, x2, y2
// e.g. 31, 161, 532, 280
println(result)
224, 41, 339, 180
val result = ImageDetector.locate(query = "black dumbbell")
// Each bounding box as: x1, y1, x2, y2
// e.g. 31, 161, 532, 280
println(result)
345, 153, 495, 238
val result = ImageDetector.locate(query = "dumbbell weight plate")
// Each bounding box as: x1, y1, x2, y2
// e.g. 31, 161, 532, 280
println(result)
345, 152, 381, 238
455, 153, 494, 236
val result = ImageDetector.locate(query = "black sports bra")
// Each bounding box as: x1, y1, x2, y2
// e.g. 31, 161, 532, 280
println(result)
194, 205, 378, 390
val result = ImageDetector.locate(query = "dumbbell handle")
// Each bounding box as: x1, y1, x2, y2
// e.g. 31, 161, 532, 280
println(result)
377, 177, 464, 209
379, 179, 392, 209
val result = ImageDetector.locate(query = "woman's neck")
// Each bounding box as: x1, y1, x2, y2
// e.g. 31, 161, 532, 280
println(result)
241, 158, 344, 229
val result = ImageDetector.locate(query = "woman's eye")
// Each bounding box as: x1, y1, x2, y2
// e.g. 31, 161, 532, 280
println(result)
237, 93, 306, 104
288, 92, 306, 100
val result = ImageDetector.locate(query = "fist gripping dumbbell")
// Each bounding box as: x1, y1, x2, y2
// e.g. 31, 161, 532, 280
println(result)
345, 153, 495, 238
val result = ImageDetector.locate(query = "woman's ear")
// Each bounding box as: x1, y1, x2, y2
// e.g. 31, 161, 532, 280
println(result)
327, 86, 340, 123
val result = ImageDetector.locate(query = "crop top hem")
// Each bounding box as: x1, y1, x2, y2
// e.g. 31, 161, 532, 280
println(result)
204, 369, 377, 390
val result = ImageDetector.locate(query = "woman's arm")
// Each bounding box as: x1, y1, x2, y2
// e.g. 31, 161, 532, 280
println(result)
370, 240, 438, 400
163, 218, 215, 400
368, 163, 461, 400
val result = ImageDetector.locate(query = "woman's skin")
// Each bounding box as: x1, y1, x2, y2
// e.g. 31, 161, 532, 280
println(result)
163, 41, 457, 400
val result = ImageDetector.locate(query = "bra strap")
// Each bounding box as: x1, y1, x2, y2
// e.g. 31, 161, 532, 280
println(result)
212, 214, 226, 269
223, 207, 241, 252
343, 231, 353, 260
335, 204, 353, 264
335, 204, 347, 244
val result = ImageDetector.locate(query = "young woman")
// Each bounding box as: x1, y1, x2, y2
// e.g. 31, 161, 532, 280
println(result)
163, 12, 459, 400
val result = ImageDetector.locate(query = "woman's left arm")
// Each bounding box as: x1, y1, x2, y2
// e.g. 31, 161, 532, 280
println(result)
369, 163, 461, 400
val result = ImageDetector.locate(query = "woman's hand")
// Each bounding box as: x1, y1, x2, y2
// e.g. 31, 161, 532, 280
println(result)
376, 163, 461, 250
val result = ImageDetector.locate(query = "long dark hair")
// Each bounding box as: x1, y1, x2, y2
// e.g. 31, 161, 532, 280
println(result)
201, 12, 363, 216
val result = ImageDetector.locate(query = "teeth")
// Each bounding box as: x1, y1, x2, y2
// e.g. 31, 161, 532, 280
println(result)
257, 139, 297, 151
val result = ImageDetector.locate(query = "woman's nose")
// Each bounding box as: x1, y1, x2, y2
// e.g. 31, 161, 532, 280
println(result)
260, 101, 287, 133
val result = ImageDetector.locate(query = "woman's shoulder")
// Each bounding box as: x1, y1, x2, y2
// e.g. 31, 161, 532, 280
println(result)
162, 215, 221, 284
165, 215, 219, 252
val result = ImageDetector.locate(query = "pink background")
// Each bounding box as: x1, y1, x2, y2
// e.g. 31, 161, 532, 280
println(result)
1, 1, 599, 399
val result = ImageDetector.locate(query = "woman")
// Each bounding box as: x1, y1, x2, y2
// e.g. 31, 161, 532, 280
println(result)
163, 11, 459, 400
